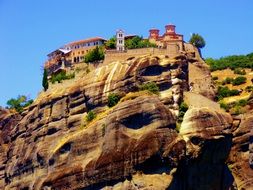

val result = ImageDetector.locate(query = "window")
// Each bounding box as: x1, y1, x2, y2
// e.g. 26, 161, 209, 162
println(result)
82, 51, 84, 54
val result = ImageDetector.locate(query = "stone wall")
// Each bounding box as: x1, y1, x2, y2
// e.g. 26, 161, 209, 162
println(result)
104, 46, 180, 64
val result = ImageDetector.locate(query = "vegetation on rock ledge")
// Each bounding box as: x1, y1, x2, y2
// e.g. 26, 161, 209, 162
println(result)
138, 82, 159, 95
108, 93, 121, 107
86, 111, 96, 122
51, 70, 75, 84
7, 95, 33, 113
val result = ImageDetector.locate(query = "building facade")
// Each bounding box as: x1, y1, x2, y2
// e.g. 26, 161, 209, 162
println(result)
44, 37, 106, 74
149, 24, 184, 53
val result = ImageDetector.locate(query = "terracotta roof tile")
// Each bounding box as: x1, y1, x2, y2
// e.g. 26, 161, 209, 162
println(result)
66, 37, 107, 46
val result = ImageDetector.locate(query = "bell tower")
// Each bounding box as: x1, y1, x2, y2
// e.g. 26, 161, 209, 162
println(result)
116, 29, 125, 51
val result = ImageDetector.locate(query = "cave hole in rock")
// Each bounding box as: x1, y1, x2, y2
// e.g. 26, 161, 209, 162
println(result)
37, 153, 45, 166
159, 82, 172, 91
190, 136, 202, 145
59, 142, 72, 154
140, 65, 169, 76
134, 154, 171, 174
240, 143, 249, 152
47, 128, 58, 135
21, 187, 29, 190
48, 158, 55, 166
121, 113, 153, 129
250, 136, 253, 143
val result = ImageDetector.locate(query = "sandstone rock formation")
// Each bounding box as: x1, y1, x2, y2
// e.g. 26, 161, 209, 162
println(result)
0, 54, 252, 190
188, 59, 216, 100
227, 112, 253, 189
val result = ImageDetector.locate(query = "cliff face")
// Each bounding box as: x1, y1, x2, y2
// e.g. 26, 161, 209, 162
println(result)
0, 54, 252, 190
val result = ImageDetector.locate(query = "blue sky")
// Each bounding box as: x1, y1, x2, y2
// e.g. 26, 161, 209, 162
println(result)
0, 0, 253, 107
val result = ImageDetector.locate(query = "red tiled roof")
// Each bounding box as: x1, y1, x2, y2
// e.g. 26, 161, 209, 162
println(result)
66, 37, 107, 46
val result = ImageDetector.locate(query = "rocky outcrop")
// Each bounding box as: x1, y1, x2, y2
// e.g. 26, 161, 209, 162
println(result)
227, 112, 253, 189
0, 55, 189, 189
189, 60, 216, 100
0, 54, 252, 189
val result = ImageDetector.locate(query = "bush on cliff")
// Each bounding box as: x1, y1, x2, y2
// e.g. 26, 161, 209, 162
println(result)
84, 46, 104, 63
108, 93, 121, 107
232, 76, 247, 86
178, 102, 189, 122
6, 95, 33, 113
217, 86, 240, 100
86, 111, 96, 122
51, 70, 75, 84
139, 82, 159, 95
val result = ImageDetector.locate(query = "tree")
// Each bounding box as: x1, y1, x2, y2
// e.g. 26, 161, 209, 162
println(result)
105, 36, 116, 49
189, 33, 205, 57
84, 46, 104, 63
42, 69, 49, 91
7, 95, 33, 113
125, 36, 157, 49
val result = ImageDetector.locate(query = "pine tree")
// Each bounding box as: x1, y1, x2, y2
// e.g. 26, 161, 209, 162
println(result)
42, 69, 49, 91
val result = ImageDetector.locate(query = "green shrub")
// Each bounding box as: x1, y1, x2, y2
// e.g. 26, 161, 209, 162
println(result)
105, 36, 116, 49
234, 68, 246, 75
245, 85, 253, 92
86, 67, 90, 74
231, 105, 243, 115
139, 82, 159, 94
220, 102, 229, 112
108, 93, 121, 107
51, 70, 75, 84
86, 111, 96, 122
84, 46, 104, 63
212, 76, 218, 80
236, 99, 248, 107
222, 77, 233, 85
125, 36, 157, 49
178, 102, 189, 122
232, 76, 247, 86
217, 86, 240, 100
102, 124, 106, 136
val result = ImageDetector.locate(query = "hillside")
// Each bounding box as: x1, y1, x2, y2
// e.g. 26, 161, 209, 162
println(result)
0, 49, 253, 190
207, 53, 253, 115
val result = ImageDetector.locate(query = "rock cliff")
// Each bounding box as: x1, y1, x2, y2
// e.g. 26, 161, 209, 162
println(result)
0, 53, 252, 189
